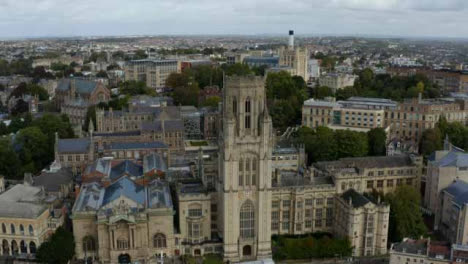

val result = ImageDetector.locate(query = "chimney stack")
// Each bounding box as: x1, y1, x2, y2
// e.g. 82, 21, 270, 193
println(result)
288, 30, 294, 50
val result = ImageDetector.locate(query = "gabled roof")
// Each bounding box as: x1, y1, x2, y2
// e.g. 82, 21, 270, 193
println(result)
34, 167, 73, 192
143, 152, 167, 174
108, 141, 168, 150
444, 180, 468, 207
57, 138, 90, 153
102, 177, 146, 206
109, 160, 143, 181
341, 189, 371, 208
57, 78, 99, 95
436, 150, 468, 168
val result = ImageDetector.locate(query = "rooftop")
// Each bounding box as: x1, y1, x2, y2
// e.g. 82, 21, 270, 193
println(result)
0, 184, 48, 218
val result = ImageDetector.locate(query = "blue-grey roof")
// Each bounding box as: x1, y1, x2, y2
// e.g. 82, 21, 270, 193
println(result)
109, 160, 143, 181
108, 141, 168, 150
148, 179, 173, 208
93, 131, 141, 137
436, 151, 468, 167
57, 138, 90, 153
445, 180, 468, 198
102, 177, 146, 206
57, 78, 99, 95
144, 152, 167, 174
141, 120, 184, 132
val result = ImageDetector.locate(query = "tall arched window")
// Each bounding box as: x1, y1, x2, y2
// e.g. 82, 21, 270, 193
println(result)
245, 158, 251, 186
29, 242, 36, 254
240, 200, 255, 238
83, 236, 96, 251
1, 224, 6, 234
153, 233, 166, 248
251, 158, 257, 186
19, 225, 24, 235
245, 98, 251, 129
238, 159, 244, 186
10, 224, 15, 235
233, 97, 237, 115
28, 225, 33, 236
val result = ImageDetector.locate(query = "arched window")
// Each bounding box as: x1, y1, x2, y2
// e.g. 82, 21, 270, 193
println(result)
1, 224, 6, 234
28, 225, 33, 236
29, 242, 36, 254
10, 224, 15, 235
233, 97, 237, 115
19, 225, 24, 235
238, 159, 244, 186
245, 158, 251, 186
251, 158, 257, 186
83, 236, 96, 251
153, 233, 166, 248
20, 241, 27, 254
245, 99, 251, 129
240, 200, 255, 238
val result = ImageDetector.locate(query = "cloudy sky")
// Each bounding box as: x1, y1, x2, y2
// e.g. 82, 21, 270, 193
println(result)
1, 0, 468, 38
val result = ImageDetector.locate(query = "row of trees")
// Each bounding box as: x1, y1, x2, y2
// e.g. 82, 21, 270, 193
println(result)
36, 227, 75, 264
367, 185, 427, 243
420, 117, 468, 157
272, 233, 352, 260
0, 113, 74, 179
295, 126, 387, 164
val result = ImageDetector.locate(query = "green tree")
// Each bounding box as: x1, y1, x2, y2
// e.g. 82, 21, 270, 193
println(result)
223, 63, 253, 76
201, 96, 221, 108
119, 81, 155, 96
367, 128, 387, 156
297, 126, 337, 163
96, 70, 108, 78
9, 82, 49, 101
334, 130, 368, 159
335, 86, 358, 100
15, 127, 49, 174
314, 86, 334, 99
0, 138, 21, 179
134, 49, 148, 60
36, 227, 75, 264
419, 128, 442, 157
385, 186, 427, 242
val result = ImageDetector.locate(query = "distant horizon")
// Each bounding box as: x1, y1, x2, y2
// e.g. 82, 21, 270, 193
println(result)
2, 32, 468, 42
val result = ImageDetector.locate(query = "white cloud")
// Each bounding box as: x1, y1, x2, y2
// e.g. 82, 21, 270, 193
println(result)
0, 0, 467, 37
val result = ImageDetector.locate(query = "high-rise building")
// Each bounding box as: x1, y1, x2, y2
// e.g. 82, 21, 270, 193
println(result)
278, 31, 309, 81
124, 59, 181, 89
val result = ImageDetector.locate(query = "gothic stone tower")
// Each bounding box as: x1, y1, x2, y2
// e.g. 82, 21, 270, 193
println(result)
219, 75, 273, 261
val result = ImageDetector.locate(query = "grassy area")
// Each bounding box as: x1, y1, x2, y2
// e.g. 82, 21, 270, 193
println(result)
190, 141, 208, 146
203, 254, 223, 264
272, 233, 352, 261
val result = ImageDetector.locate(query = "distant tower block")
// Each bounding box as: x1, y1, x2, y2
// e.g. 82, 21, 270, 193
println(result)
288, 30, 294, 49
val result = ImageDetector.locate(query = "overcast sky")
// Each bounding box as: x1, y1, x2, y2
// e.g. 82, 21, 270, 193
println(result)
1, 0, 468, 38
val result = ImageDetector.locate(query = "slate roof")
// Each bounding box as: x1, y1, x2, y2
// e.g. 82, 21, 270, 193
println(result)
143, 152, 167, 174
57, 138, 90, 153
341, 189, 371, 208
392, 239, 428, 255
73, 177, 173, 212
109, 160, 143, 181
315, 155, 415, 171
444, 180, 468, 207
93, 131, 141, 137
0, 184, 48, 218
141, 120, 184, 132
57, 78, 99, 95
34, 167, 73, 192
102, 177, 146, 206
108, 141, 168, 150
436, 151, 468, 168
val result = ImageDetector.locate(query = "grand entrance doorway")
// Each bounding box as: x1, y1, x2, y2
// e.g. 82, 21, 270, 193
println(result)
118, 253, 131, 264
242, 245, 252, 257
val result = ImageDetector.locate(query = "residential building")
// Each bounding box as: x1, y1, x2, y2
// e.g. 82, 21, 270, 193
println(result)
124, 59, 181, 89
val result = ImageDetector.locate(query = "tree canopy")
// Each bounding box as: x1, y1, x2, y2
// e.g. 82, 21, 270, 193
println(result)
367, 128, 387, 156
36, 227, 75, 264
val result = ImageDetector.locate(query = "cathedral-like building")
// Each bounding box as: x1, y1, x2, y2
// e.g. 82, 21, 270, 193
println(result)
72, 76, 396, 264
